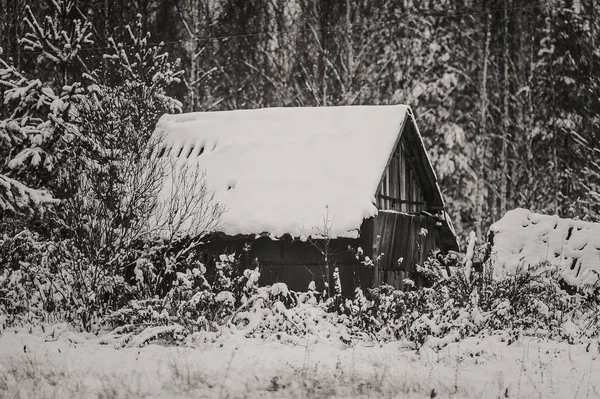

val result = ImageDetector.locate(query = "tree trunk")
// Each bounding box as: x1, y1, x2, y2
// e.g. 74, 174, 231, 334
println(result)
319, 0, 329, 106
475, 12, 491, 242
500, 4, 510, 217
177, 0, 200, 111
189, 0, 198, 111
345, 0, 353, 100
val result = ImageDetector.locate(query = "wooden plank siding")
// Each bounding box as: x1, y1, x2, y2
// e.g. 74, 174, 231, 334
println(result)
399, 142, 407, 212
201, 234, 368, 295
372, 211, 437, 289
372, 121, 439, 289
377, 135, 426, 214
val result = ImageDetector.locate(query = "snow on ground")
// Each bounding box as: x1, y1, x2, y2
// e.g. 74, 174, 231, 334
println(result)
490, 208, 600, 289
153, 105, 411, 239
1, 324, 599, 398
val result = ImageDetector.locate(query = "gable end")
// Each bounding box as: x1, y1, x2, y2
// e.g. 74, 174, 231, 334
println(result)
375, 109, 444, 213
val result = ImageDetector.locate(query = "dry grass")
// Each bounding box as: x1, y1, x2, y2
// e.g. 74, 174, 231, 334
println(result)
0, 334, 599, 399
0, 353, 461, 398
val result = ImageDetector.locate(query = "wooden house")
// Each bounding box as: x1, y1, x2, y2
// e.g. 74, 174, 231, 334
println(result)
152, 105, 457, 293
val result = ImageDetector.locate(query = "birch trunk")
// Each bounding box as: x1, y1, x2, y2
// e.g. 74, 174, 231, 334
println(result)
345, 0, 354, 101
475, 13, 491, 242
500, 5, 510, 217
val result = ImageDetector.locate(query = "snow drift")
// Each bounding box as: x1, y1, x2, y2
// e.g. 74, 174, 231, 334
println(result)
489, 208, 600, 290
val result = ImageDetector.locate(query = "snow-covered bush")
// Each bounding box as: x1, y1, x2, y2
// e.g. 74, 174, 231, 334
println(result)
103, 252, 263, 344
99, 242, 600, 348
0, 230, 134, 330
331, 258, 600, 347
233, 290, 341, 344
0, 3, 218, 334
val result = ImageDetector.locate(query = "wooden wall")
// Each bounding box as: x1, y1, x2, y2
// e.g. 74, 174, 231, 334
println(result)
201, 234, 372, 295
371, 211, 437, 289
376, 134, 426, 213
201, 211, 439, 293
253, 236, 361, 294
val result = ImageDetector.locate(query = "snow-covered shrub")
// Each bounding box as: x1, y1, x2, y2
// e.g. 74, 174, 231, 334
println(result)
232, 283, 346, 344
0, 1, 191, 329
358, 261, 599, 346
0, 230, 133, 330
103, 252, 263, 343
94, 243, 599, 348
302, 245, 600, 348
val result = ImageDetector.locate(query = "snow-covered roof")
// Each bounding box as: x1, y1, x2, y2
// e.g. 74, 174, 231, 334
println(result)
490, 208, 600, 290
152, 105, 442, 239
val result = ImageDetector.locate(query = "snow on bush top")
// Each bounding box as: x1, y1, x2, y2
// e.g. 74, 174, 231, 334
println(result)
490, 208, 600, 289
153, 105, 413, 239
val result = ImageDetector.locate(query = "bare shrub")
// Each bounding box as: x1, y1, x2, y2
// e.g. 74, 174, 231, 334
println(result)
0, 86, 223, 331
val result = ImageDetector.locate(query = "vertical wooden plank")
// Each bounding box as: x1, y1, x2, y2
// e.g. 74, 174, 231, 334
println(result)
405, 162, 410, 213
359, 218, 375, 289
387, 168, 392, 210
387, 212, 395, 271
399, 270, 405, 291
414, 185, 419, 213
376, 213, 384, 272
380, 174, 385, 209
405, 171, 409, 214
385, 168, 390, 209
411, 169, 416, 213
373, 216, 380, 287
407, 169, 413, 213
373, 213, 384, 286
399, 143, 403, 206
416, 174, 420, 211
393, 212, 403, 272
393, 147, 399, 212
415, 216, 423, 288
402, 143, 409, 212
404, 142, 412, 213
371, 241, 381, 287
395, 212, 408, 276
387, 212, 394, 267
417, 181, 424, 212
390, 211, 399, 272
402, 214, 410, 268
381, 212, 391, 270
412, 170, 418, 213
408, 216, 415, 272
380, 177, 385, 209
390, 154, 398, 210
416, 175, 421, 211
398, 153, 403, 212
413, 170, 418, 212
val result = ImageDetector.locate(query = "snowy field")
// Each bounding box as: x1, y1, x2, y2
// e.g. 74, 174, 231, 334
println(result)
1, 324, 599, 398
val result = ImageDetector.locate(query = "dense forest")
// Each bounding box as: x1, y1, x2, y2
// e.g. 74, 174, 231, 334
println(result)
2, 6, 600, 395
1, 0, 599, 241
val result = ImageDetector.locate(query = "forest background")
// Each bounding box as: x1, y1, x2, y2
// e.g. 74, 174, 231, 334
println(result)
1, 0, 599, 243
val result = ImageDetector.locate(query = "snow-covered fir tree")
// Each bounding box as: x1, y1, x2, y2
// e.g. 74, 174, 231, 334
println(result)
0, 1, 182, 222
